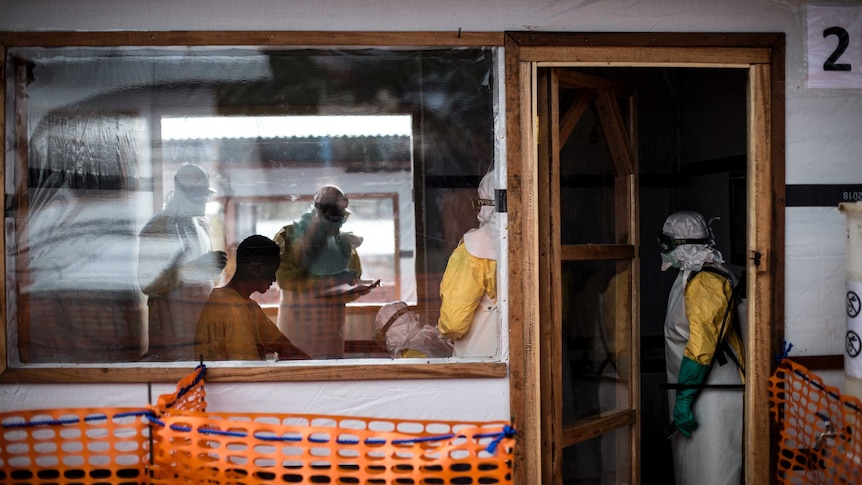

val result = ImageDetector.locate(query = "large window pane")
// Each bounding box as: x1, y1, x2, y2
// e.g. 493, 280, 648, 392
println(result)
559, 97, 626, 245
5, 46, 497, 364
561, 260, 632, 421
562, 426, 631, 485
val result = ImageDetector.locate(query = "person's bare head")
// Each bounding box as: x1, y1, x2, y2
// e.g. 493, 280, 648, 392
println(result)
233, 235, 280, 285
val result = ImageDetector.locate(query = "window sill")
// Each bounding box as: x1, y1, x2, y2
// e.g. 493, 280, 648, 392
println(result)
0, 360, 508, 383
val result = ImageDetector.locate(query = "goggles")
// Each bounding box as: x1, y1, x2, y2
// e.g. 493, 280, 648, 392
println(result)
656, 234, 709, 253
316, 203, 350, 224
471, 198, 495, 210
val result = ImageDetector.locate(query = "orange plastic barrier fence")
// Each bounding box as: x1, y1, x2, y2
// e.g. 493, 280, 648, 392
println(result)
155, 363, 207, 414
0, 407, 151, 484
149, 412, 513, 484
768, 358, 862, 484
1, 365, 514, 484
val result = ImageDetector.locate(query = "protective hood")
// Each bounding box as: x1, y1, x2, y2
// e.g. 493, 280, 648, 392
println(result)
476, 171, 495, 227
660, 211, 724, 272
163, 163, 213, 216
464, 171, 499, 260
375, 301, 452, 358
375, 301, 416, 357
174, 163, 215, 201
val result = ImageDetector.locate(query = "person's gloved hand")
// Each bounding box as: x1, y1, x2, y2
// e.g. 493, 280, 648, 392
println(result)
199, 250, 227, 273
208, 250, 228, 271
188, 250, 227, 278
673, 356, 710, 437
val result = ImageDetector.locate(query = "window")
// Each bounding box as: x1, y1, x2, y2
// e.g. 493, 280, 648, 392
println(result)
2, 37, 507, 380
161, 114, 416, 306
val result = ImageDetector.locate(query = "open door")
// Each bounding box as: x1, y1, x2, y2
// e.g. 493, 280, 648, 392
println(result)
537, 68, 639, 484
506, 32, 784, 485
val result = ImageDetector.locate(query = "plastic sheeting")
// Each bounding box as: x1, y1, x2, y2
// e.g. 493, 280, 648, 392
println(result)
4, 46, 499, 364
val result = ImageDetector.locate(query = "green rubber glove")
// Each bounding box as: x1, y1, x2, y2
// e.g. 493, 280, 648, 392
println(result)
673, 356, 710, 438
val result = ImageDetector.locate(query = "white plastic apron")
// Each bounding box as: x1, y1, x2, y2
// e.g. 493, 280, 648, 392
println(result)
664, 270, 743, 485
456, 221, 499, 358
451, 292, 498, 358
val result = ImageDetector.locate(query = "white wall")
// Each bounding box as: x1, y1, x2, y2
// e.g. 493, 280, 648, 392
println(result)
1, 0, 860, 413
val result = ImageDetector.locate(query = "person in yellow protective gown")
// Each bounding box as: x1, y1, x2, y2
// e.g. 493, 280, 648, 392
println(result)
273, 185, 371, 359
195, 235, 310, 361
659, 211, 745, 485
437, 171, 500, 358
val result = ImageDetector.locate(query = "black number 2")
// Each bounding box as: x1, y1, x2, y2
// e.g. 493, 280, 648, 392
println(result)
823, 26, 852, 72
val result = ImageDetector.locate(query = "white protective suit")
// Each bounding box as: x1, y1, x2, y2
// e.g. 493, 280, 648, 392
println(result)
137, 163, 226, 361
437, 171, 500, 358
661, 211, 744, 485
375, 301, 453, 358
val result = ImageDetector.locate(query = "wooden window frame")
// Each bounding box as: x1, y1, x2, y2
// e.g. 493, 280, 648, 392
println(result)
504, 32, 785, 485
0, 30, 786, 484
0, 31, 507, 384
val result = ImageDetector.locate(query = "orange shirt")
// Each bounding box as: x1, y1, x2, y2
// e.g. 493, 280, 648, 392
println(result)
195, 287, 284, 360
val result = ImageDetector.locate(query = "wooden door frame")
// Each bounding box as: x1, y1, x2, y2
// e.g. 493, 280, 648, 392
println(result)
504, 32, 785, 485
536, 67, 640, 484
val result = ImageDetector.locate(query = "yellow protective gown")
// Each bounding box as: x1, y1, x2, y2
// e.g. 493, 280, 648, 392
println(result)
665, 266, 745, 485
437, 171, 500, 358
437, 242, 498, 357
273, 219, 362, 359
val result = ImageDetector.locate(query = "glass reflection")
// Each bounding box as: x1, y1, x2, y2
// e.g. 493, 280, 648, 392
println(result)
561, 260, 631, 423
562, 426, 631, 485
137, 163, 227, 361
559, 102, 618, 245
5, 46, 496, 364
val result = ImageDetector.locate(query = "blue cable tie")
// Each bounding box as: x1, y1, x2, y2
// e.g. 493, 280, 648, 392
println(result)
775, 341, 793, 362
486, 425, 517, 455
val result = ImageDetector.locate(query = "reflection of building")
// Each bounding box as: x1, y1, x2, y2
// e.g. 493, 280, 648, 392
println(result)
161, 126, 416, 306
21, 113, 147, 363
7, 46, 497, 365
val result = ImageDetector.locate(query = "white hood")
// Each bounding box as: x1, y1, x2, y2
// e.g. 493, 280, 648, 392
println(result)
464, 171, 499, 260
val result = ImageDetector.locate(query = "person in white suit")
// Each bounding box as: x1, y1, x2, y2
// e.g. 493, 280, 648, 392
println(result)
659, 210, 745, 485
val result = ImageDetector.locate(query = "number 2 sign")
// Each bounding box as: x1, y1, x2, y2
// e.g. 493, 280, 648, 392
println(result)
807, 5, 862, 88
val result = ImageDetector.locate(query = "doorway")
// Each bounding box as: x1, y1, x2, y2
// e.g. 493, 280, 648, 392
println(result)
504, 33, 785, 485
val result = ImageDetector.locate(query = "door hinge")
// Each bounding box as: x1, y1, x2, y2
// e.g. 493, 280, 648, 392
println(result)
750, 251, 761, 267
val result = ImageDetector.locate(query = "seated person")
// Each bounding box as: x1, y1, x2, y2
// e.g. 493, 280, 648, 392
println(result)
195, 235, 311, 361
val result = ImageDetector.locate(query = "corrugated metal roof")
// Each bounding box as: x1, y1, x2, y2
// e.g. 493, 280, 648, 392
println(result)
161, 115, 412, 140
